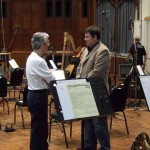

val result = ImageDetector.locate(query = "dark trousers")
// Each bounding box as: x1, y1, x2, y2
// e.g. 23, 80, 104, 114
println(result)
84, 117, 110, 150
27, 90, 48, 150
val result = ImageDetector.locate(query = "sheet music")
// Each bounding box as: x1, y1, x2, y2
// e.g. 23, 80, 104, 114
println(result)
9, 59, 19, 69
139, 76, 150, 110
49, 60, 57, 69
56, 79, 99, 120
52, 70, 65, 80
137, 65, 144, 75
67, 83, 99, 118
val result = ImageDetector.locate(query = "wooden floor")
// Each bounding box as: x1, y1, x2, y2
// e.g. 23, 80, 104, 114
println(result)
0, 92, 150, 150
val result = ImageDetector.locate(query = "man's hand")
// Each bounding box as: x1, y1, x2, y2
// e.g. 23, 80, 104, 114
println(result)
126, 53, 131, 63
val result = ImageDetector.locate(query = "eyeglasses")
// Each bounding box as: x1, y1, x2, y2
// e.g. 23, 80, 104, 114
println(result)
47, 41, 50, 46
44, 40, 50, 46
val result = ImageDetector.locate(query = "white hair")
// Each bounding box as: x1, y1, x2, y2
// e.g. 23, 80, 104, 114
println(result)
31, 32, 49, 50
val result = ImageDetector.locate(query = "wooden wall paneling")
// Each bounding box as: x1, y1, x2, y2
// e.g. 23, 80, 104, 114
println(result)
12, 34, 32, 51
63, 18, 73, 30
11, 51, 30, 68
11, 33, 33, 52
54, 18, 64, 31
30, 1, 44, 29
1, 0, 97, 68
22, 2, 31, 29
54, 0, 63, 31
49, 33, 64, 51
73, 0, 85, 47
11, 1, 23, 29
63, 0, 73, 30
22, 34, 32, 50
11, 0, 43, 51
87, 0, 96, 25
6, 0, 12, 50
12, 35, 24, 50
45, 18, 56, 30
74, 0, 85, 31
10, 0, 43, 68
44, 0, 74, 51
44, 0, 56, 30
74, 0, 96, 47
77, 32, 85, 48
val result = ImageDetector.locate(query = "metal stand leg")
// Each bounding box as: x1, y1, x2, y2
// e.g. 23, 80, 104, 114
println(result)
81, 120, 84, 149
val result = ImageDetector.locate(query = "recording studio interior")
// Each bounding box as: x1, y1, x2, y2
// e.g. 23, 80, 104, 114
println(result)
0, 0, 150, 150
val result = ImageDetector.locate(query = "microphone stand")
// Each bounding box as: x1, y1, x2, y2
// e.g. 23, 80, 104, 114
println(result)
130, 21, 140, 116
103, 12, 119, 87
50, 47, 56, 62
7, 27, 20, 52
1, 27, 19, 81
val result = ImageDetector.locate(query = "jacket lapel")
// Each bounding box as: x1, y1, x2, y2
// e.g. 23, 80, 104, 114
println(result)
83, 42, 100, 64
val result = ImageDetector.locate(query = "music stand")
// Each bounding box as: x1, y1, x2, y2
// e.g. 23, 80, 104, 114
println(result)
52, 70, 66, 80
136, 65, 144, 76
8, 59, 19, 69
8, 68, 24, 100
49, 60, 57, 69
49, 77, 114, 148
139, 75, 150, 111
128, 65, 146, 112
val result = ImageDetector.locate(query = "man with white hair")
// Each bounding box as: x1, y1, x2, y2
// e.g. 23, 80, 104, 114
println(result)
26, 32, 55, 150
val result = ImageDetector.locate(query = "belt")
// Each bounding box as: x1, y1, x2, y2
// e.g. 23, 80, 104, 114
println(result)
28, 89, 48, 93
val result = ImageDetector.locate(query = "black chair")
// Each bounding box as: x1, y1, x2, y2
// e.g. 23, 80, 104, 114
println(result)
8, 68, 24, 100
49, 96, 72, 148
0, 75, 9, 114
14, 85, 28, 129
109, 74, 131, 135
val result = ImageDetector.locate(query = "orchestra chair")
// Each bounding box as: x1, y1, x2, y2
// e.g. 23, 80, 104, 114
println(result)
8, 68, 24, 100
0, 60, 5, 70
48, 96, 72, 148
14, 85, 28, 129
18, 77, 28, 99
0, 75, 9, 114
109, 74, 131, 135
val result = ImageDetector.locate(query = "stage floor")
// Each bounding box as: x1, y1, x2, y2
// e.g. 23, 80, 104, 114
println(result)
0, 94, 150, 150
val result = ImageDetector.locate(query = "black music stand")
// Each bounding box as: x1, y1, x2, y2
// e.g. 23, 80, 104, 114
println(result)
49, 78, 114, 149
8, 68, 24, 100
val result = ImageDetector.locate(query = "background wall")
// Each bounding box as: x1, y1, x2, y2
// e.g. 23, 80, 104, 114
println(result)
141, 0, 150, 20
0, 0, 96, 68
134, 0, 150, 73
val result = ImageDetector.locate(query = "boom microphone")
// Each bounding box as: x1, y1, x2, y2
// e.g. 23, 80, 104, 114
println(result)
99, 10, 109, 15
14, 25, 21, 30
128, 17, 134, 30
129, 17, 133, 23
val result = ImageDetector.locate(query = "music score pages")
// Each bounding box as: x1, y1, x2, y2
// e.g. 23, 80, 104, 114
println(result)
56, 79, 99, 120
